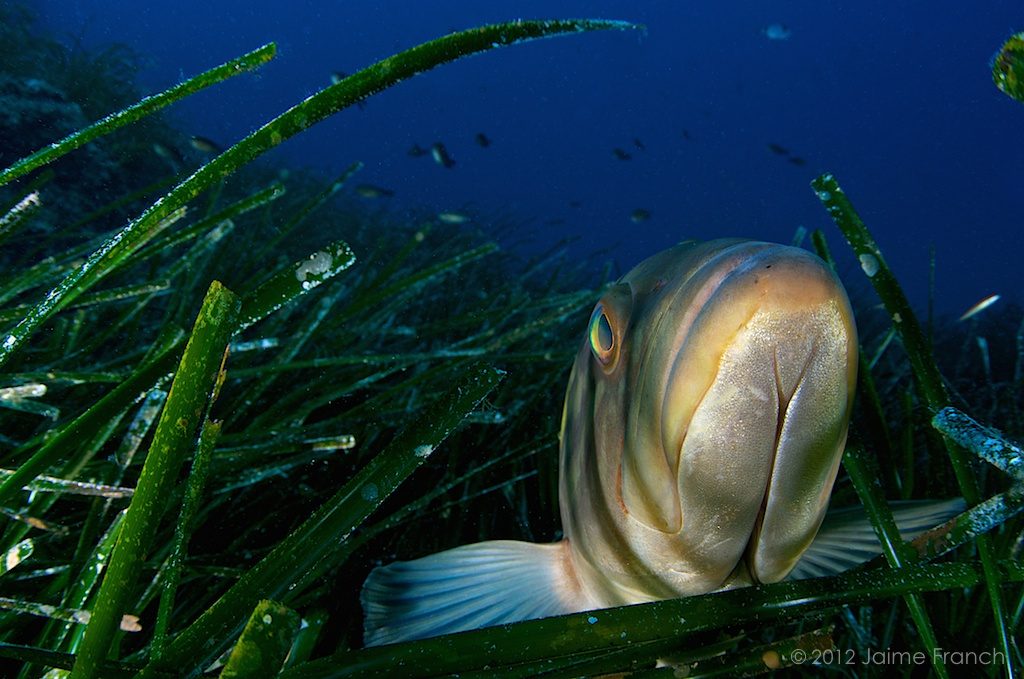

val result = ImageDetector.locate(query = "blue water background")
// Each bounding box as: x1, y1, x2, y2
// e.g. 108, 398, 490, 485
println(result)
33, 1, 1023, 318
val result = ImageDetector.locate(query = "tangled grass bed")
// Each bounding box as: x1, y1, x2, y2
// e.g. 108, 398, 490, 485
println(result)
0, 7, 1021, 678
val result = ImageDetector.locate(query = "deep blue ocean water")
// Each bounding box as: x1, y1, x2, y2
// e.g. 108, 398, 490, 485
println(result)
33, 1, 1023, 319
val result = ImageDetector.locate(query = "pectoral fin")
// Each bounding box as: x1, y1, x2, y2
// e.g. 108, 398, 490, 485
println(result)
361, 539, 587, 646
789, 498, 966, 579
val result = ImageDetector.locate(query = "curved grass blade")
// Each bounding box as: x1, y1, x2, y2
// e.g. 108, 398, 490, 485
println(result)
70, 281, 240, 679
0, 596, 139, 633
282, 609, 327, 669
850, 486, 1024, 568
217, 600, 300, 679
0, 44, 277, 187
0, 281, 170, 325
842, 443, 948, 678
150, 420, 221, 660
932, 407, 1024, 483
282, 560, 1024, 678
0, 643, 142, 678
0, 18, 639, 370
0, 470, 133, 498
133, 183, 285, 265
40, 511, 125, 656
625, 629, 834, 678
810, 175, 946, 407
0, 539, 33, 575
811, 172, 1016, 675
140, 364, 504, 678
237, 240, 356, 330
0, 191, 41, 247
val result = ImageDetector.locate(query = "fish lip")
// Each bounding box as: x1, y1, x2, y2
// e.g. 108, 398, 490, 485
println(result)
657, 241, 780, 464
661, 241, 848, 460
659, 243, 853, 585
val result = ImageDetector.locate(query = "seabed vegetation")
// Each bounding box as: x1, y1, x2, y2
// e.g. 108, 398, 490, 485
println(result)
0, 5, 1021, 677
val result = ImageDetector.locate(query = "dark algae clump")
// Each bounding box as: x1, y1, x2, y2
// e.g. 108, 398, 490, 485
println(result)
993, 32, 1024, 103
0, 4, 1021, 678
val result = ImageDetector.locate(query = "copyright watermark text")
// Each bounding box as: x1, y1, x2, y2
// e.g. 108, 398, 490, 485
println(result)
788, 647, 1007, 667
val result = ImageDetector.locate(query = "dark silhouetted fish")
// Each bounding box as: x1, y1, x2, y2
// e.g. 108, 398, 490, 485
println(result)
630, 208, 651, 223
152, 142, 183, 167
633, 137, 645, 150
189, 135, 222, 154
475, 132, 491, 147
355, 184, 395, 199
431, 142, 455, 168
788, 156, 807, 166
612, 148, 631, 160
437, 211, 470, 224
767, 143, 790, 156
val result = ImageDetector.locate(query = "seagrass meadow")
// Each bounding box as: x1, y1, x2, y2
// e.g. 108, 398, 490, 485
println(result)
0, 6, 1022, 678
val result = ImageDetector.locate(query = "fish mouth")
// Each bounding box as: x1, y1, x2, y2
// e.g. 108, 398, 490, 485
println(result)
627, 243, 856, 590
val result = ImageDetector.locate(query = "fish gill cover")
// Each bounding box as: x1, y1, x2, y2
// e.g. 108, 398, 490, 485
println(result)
0, 2, 1021, 677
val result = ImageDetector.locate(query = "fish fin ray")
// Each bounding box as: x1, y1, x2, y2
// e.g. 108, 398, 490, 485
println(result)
790, 498, 965, 579
362, 539, 581, 646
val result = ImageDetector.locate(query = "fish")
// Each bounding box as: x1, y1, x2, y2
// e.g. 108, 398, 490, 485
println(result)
958, 294, 1000, 322
362, 239, 964, 646
475, 132, 491, 147
431, 142, 456, 168
189, 135, 222, 154
612, 148, 632, 160
151, 142, 182, 169
354, 184, 395, 199
630, 208, 652, 223
767, 143, 790, 156
763, 23, 792, 41
633, 137, 646, 150
436, 211, 470, 224
788, 156, 807, 166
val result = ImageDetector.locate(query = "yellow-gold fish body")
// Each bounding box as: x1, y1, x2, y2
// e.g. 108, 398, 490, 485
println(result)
361, 239, 961, 645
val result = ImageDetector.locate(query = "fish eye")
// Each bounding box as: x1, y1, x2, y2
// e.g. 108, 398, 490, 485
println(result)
588, 304, 616, 365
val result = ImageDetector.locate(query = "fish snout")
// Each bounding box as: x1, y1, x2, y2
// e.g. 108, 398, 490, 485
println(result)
664, 245, 857, 589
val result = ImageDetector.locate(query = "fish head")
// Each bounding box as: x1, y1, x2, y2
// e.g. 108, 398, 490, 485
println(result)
560, 239, 857, 604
